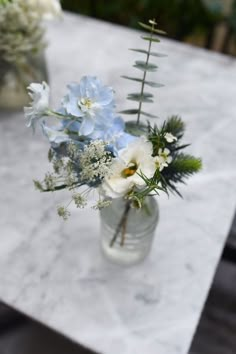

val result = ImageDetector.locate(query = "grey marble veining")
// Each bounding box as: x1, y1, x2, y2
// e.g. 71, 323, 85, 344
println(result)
0, 12, 236, 354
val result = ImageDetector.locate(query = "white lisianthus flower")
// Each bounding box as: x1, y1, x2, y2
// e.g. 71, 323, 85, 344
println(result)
102, 137, 156, 198
24, 81, 50, 132
164, 132, 177, 143
154, 148, 172, 171
28, 0, 62, 20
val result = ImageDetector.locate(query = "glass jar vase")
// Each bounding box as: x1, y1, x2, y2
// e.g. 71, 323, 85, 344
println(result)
100, 197, 159, 266
0, 51, 48, 111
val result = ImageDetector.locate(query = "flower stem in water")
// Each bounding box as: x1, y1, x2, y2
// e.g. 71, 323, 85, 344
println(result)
109, 201, 131, 247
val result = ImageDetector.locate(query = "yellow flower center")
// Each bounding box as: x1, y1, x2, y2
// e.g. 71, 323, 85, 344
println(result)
160, 151, 168, 160
122, 161, 138, 178
79, 97, 93, 110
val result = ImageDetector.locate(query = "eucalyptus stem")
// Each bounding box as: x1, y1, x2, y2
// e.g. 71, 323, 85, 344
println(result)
136, 20, 155, 125
109, 201, 131, 247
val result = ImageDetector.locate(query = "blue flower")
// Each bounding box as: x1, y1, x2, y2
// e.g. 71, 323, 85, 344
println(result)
62, 76, 115, 136
41, 121, 72, 148
89, 116, 136, 156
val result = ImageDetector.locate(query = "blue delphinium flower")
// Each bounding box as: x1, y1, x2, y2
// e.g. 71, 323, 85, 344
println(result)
90, 116, 136, 156
62, 76, 115, 136
41, 122, 72, 148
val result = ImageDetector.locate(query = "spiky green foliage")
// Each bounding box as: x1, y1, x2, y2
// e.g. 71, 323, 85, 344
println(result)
121, 19, 166, 124
161, 154, 202, 196
148, 116, 187, 155
127, 116, 202, 203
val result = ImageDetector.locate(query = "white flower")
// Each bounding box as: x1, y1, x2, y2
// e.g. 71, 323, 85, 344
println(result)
102, 137, 156, 198
164, 132, 177, 143
24, 81, 49, 132
27, 0, 62, 20
154, 148, 172, 171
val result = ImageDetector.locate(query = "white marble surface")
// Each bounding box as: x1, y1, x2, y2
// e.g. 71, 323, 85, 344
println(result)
0, 12, 236, 354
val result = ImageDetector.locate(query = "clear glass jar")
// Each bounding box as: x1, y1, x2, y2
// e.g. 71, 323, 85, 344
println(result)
100, 197, 159, 266
0, 51, 48, 111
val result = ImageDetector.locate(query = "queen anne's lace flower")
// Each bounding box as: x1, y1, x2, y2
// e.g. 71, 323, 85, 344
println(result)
79, 140, 112, 184
102, 137, 156, 198
62, 76, 115, 136
24, 81, 49, 132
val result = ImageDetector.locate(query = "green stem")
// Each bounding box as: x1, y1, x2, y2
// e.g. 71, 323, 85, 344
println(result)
46, 110, 82, 124
109, 201, 131, 247
136, 20, 155, 125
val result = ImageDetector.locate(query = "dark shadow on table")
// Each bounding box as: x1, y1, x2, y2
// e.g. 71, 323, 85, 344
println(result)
0, 302, 98, 354
190, 211, 236, 354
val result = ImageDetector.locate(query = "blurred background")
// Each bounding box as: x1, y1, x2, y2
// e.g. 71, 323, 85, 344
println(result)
61, 0, 236, 56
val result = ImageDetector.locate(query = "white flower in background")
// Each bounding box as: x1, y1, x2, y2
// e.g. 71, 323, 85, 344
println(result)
24, 81, 49, 132
154, 148, 172, 171
102, 137, 156, 198
28, 0, 62, 20
164, 132, 177, 143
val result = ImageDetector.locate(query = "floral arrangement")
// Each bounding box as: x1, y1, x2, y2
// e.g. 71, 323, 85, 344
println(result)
25, 20, 202, 226
0, 0, 61, 64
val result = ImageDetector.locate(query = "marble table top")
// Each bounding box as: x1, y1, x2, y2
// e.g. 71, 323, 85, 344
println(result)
0, 12, 236, 354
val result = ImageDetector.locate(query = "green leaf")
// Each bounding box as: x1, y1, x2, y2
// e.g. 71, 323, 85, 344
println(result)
141, 111, 158, 118
138, 22, 167, 35
127, 93, 154, 103
119, 109, 139, 115
125, 121, 149, 136
121, 75, 163, 88
129, 49, 167, 58
133, 61, 158, 72
141, 36, 160, 43
174, 144, 190, 151
145, 81, 164, 88
150, 51, 167, 58
121, 75, 142, 82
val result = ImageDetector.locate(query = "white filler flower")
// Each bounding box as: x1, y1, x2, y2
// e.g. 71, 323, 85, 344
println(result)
164, 132, 177, 143
28, 0, 62, 20
102, 137, 156, 198
154, 148, 172, 171
24, 81, 50, 131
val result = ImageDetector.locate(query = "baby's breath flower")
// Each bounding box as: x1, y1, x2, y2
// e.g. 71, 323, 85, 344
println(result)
72, 193, 87, 208
57, 206, 70, 220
